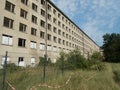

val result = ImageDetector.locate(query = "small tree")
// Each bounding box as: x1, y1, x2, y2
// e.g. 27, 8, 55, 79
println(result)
102, 33, 120, 62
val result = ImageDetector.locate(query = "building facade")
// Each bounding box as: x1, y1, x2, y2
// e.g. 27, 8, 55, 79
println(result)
0, 0, 99, 67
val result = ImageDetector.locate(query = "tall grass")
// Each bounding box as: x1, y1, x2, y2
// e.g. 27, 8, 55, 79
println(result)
0, 63, 120, 90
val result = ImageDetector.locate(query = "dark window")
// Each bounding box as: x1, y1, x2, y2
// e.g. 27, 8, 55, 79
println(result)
53, 9, 56, 15
48, 24, 51, 30
58, 21, 61, 27
58, 38, 61, 44
18, 57, 24, 62
21, 0, 28, 5
53, 27, 57, 33
48, 14, 51, 21
41, 0, 45, 5
19, 23, 27, 32
40, 20, 45, 28
48, 4, 51, 11
63, 40, 65, 45
32, 15, 37, 24
3, 17, 14, 28
47, 34, 51, 41
58, 13, 61, 18
58, 29, 61, 35
40, 31, 45, 39
62, 32, 65, 37
41, 9, 45, 17
20, 9, 27, 19
32, 3, 37, 11
31, 28, 37, 36
53, 18, 57, 24
53, 36, 57, 43
18, 38, 26, 47
5, 1, 15, 13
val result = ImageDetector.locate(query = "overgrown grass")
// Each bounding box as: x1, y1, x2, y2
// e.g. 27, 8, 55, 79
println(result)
0, 63, 120, 90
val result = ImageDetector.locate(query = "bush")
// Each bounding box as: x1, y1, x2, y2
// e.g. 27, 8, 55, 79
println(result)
90, 52, 105, 71
56, 50, 105, 71
7, 63, 21, 73
56, 49, 90, 70
39, 57, 53, 66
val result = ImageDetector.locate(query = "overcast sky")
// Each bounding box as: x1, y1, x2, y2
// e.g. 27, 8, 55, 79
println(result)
51, 0, 120, 46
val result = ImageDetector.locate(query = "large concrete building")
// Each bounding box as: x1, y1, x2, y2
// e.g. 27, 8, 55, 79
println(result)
0, 0, 99, 67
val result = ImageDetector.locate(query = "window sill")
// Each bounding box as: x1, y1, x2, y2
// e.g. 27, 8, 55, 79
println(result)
4, 9, 16, 14
3, 26, 14, 30
18, 46, 26, 48
1, 44, 13, 46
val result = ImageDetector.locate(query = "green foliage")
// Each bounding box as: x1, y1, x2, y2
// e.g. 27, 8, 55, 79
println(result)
56, 49, 90, 70
113, 70, 120, 84
39, 57, 53, 66
91, 51, 103, 61
56, 49, 105, 71
102, 33, 120, 62
7, 63, 21, 73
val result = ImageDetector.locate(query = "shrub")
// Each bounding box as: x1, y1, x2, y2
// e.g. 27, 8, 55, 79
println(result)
7, 63, 21, 73
56, 49, 90, 70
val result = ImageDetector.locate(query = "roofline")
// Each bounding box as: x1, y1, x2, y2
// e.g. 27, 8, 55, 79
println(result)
47, 0, 99, 47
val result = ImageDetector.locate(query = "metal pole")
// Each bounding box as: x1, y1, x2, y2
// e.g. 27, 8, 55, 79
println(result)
43, 0, 48, 82
2, 51, 8, 90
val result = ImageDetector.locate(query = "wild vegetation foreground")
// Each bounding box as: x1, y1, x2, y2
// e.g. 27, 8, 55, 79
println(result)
0, 63, 120, 90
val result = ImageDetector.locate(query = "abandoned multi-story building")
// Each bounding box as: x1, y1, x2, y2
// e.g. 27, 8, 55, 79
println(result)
0, 0, 99, 67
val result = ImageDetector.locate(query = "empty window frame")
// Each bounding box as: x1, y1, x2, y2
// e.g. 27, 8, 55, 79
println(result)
2, 34, 13, 45
40, 20, 45, 28
21, 0, 28, 5
53, 9, 56, 15
30, 41, 36, 49
41, 0, 45, 5
53, 27, 57, 33
31, 28, 37, 36
53, 18, 57, 24
48, 14, 51, 21
40, 31, 45, 39
58, 38, 61, 44
32, 15, 37, 24
58, 21, 61, 27
48, 24, 51, 30
53, 36, 57, 43
19, 23, 27, 32
47, 34, 51, 41
58, 29, 61, 35
41, 9, 45, 17
3, 17, 14, 28
58, 13, 61, 18
20, 9, 27, 19
48, 4, 51, 11
63, 40, 65, 45
62, 32, 65, 37
18, 38, 26, 47
5, 1, 15, 13
32, 3, 37, 11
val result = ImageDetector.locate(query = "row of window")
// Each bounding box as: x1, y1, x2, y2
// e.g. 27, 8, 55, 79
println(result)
5, 0, 82, 39
3, 16, 81, 44
1, 56, 35, 67
2, 34, 80, 49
